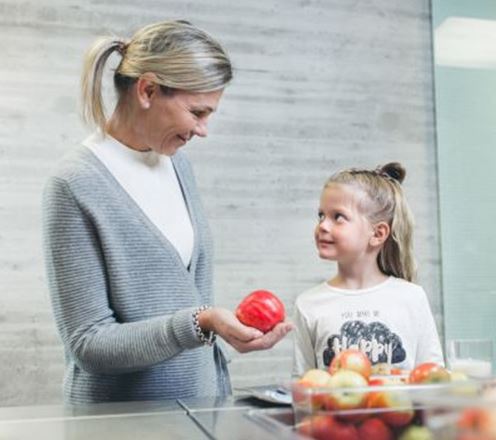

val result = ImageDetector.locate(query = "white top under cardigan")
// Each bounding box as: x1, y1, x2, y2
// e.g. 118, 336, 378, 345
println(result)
84, 133, 194, 267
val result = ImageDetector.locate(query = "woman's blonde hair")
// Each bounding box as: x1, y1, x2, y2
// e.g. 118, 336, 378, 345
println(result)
325, 162, 417, 282
81, 20, 233, 132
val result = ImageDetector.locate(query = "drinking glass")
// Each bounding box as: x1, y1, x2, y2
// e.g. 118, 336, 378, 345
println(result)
447, 338, 493, 379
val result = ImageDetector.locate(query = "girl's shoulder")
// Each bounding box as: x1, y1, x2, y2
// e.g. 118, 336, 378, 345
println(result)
295, 281, 337, 307
388, 276, 424, 291
386, 277, 429, 304
298, 281, 332, 295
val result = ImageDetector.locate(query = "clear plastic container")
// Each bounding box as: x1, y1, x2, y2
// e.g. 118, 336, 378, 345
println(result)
289, 378, 483, 439
419, 378, 496, 440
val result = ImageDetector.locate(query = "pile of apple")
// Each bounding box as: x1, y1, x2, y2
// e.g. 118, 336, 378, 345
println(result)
448, 386, 496, 440
455, 406, 496, 440
294, 349, 457, 440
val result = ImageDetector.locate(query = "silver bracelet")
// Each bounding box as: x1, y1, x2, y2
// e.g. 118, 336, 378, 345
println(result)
193, 305, 216, 346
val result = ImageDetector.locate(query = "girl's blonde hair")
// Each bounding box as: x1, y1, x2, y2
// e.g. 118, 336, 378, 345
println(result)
81, 20, 233, 132
325, 162, 417, 282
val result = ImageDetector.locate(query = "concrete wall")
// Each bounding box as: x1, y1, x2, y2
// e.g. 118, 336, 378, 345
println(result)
0, 0, 439, 405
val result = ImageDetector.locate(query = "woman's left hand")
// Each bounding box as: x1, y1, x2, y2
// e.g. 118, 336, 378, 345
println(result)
235, 321, 295, 353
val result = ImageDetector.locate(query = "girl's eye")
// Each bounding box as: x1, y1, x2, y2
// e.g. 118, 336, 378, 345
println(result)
317, 211, 325, 222
334, 213, 345, 221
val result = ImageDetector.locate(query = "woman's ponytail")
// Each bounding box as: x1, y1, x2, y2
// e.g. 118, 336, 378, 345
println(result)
80, 37, 126, 132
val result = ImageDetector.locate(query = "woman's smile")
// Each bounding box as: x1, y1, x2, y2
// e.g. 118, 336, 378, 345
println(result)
177, 134, 188, 145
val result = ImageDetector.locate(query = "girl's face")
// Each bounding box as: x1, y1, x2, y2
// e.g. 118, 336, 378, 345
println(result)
315, 183, 375, 264
141, 88, 223, 156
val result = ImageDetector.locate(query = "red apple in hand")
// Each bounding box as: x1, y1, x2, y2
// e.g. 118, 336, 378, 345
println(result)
235, 289, 285, 332
408, 362, 450, 384
325, 369, 368, 411
329, 349, 372, 380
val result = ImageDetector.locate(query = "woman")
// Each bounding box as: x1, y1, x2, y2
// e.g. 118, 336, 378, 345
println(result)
42, 20, 292, 404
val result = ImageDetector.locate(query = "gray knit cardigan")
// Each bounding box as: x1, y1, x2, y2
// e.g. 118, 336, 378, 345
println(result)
42, 145, 231, 404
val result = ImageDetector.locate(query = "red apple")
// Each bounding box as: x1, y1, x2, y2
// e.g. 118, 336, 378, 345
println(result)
408, 362, 450, 384
299, 369, 332, 387
325, 369, 368, 411
299, 415, 359, 440
326, 418, 360, 440
371, 363, 392, 376
457, 407, 496, 438
368, 377, 388, 387
357, 417, 393, 440
336, 410, 370, 426
364, 377, 386, 409
329, 349, 372, 380
457, 408, 489, 430
381, 408, 415, 428
457, 435, 493, 440
298, 415, 335, 440
365, 376, 399, 395
295, 369, 332, 409
235, 289, 285, 332
366, 388, 415, 427
370, 375, 407, 388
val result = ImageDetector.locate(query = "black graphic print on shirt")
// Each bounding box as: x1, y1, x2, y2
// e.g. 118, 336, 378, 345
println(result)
322, 320, 406, 366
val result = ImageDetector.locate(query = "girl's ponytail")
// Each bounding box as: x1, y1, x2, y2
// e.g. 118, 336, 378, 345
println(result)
377, 163, 416, 282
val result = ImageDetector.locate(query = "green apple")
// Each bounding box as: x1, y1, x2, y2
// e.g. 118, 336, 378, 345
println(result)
325, 369, 368, 410
398, 426, 433, 440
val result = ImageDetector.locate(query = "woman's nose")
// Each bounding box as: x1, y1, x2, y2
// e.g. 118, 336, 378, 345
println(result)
193, 120, 208, 138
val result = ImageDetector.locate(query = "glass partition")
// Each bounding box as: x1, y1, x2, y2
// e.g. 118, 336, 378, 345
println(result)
431, 1, 496, 347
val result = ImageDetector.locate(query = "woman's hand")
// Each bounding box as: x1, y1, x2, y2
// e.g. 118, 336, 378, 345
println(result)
198, 307, 294, 353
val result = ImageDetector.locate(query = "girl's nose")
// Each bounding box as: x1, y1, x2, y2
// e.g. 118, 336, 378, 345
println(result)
318, 218, 332, 232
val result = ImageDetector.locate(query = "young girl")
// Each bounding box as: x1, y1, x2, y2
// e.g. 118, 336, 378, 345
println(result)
292, 162, 444, 376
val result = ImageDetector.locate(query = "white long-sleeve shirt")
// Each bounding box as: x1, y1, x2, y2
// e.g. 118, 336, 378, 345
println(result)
292, 276, 444, 376
84, 133, 194, 267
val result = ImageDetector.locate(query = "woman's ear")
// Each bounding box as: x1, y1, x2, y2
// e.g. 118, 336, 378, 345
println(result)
136, 73, 159, 110
370, 221, 390, 247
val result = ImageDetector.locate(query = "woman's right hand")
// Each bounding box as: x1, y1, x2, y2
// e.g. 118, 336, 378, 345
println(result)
198, 307, 293, 353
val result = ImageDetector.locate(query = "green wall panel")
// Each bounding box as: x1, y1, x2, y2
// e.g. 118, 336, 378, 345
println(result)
432, 1, 496, 345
